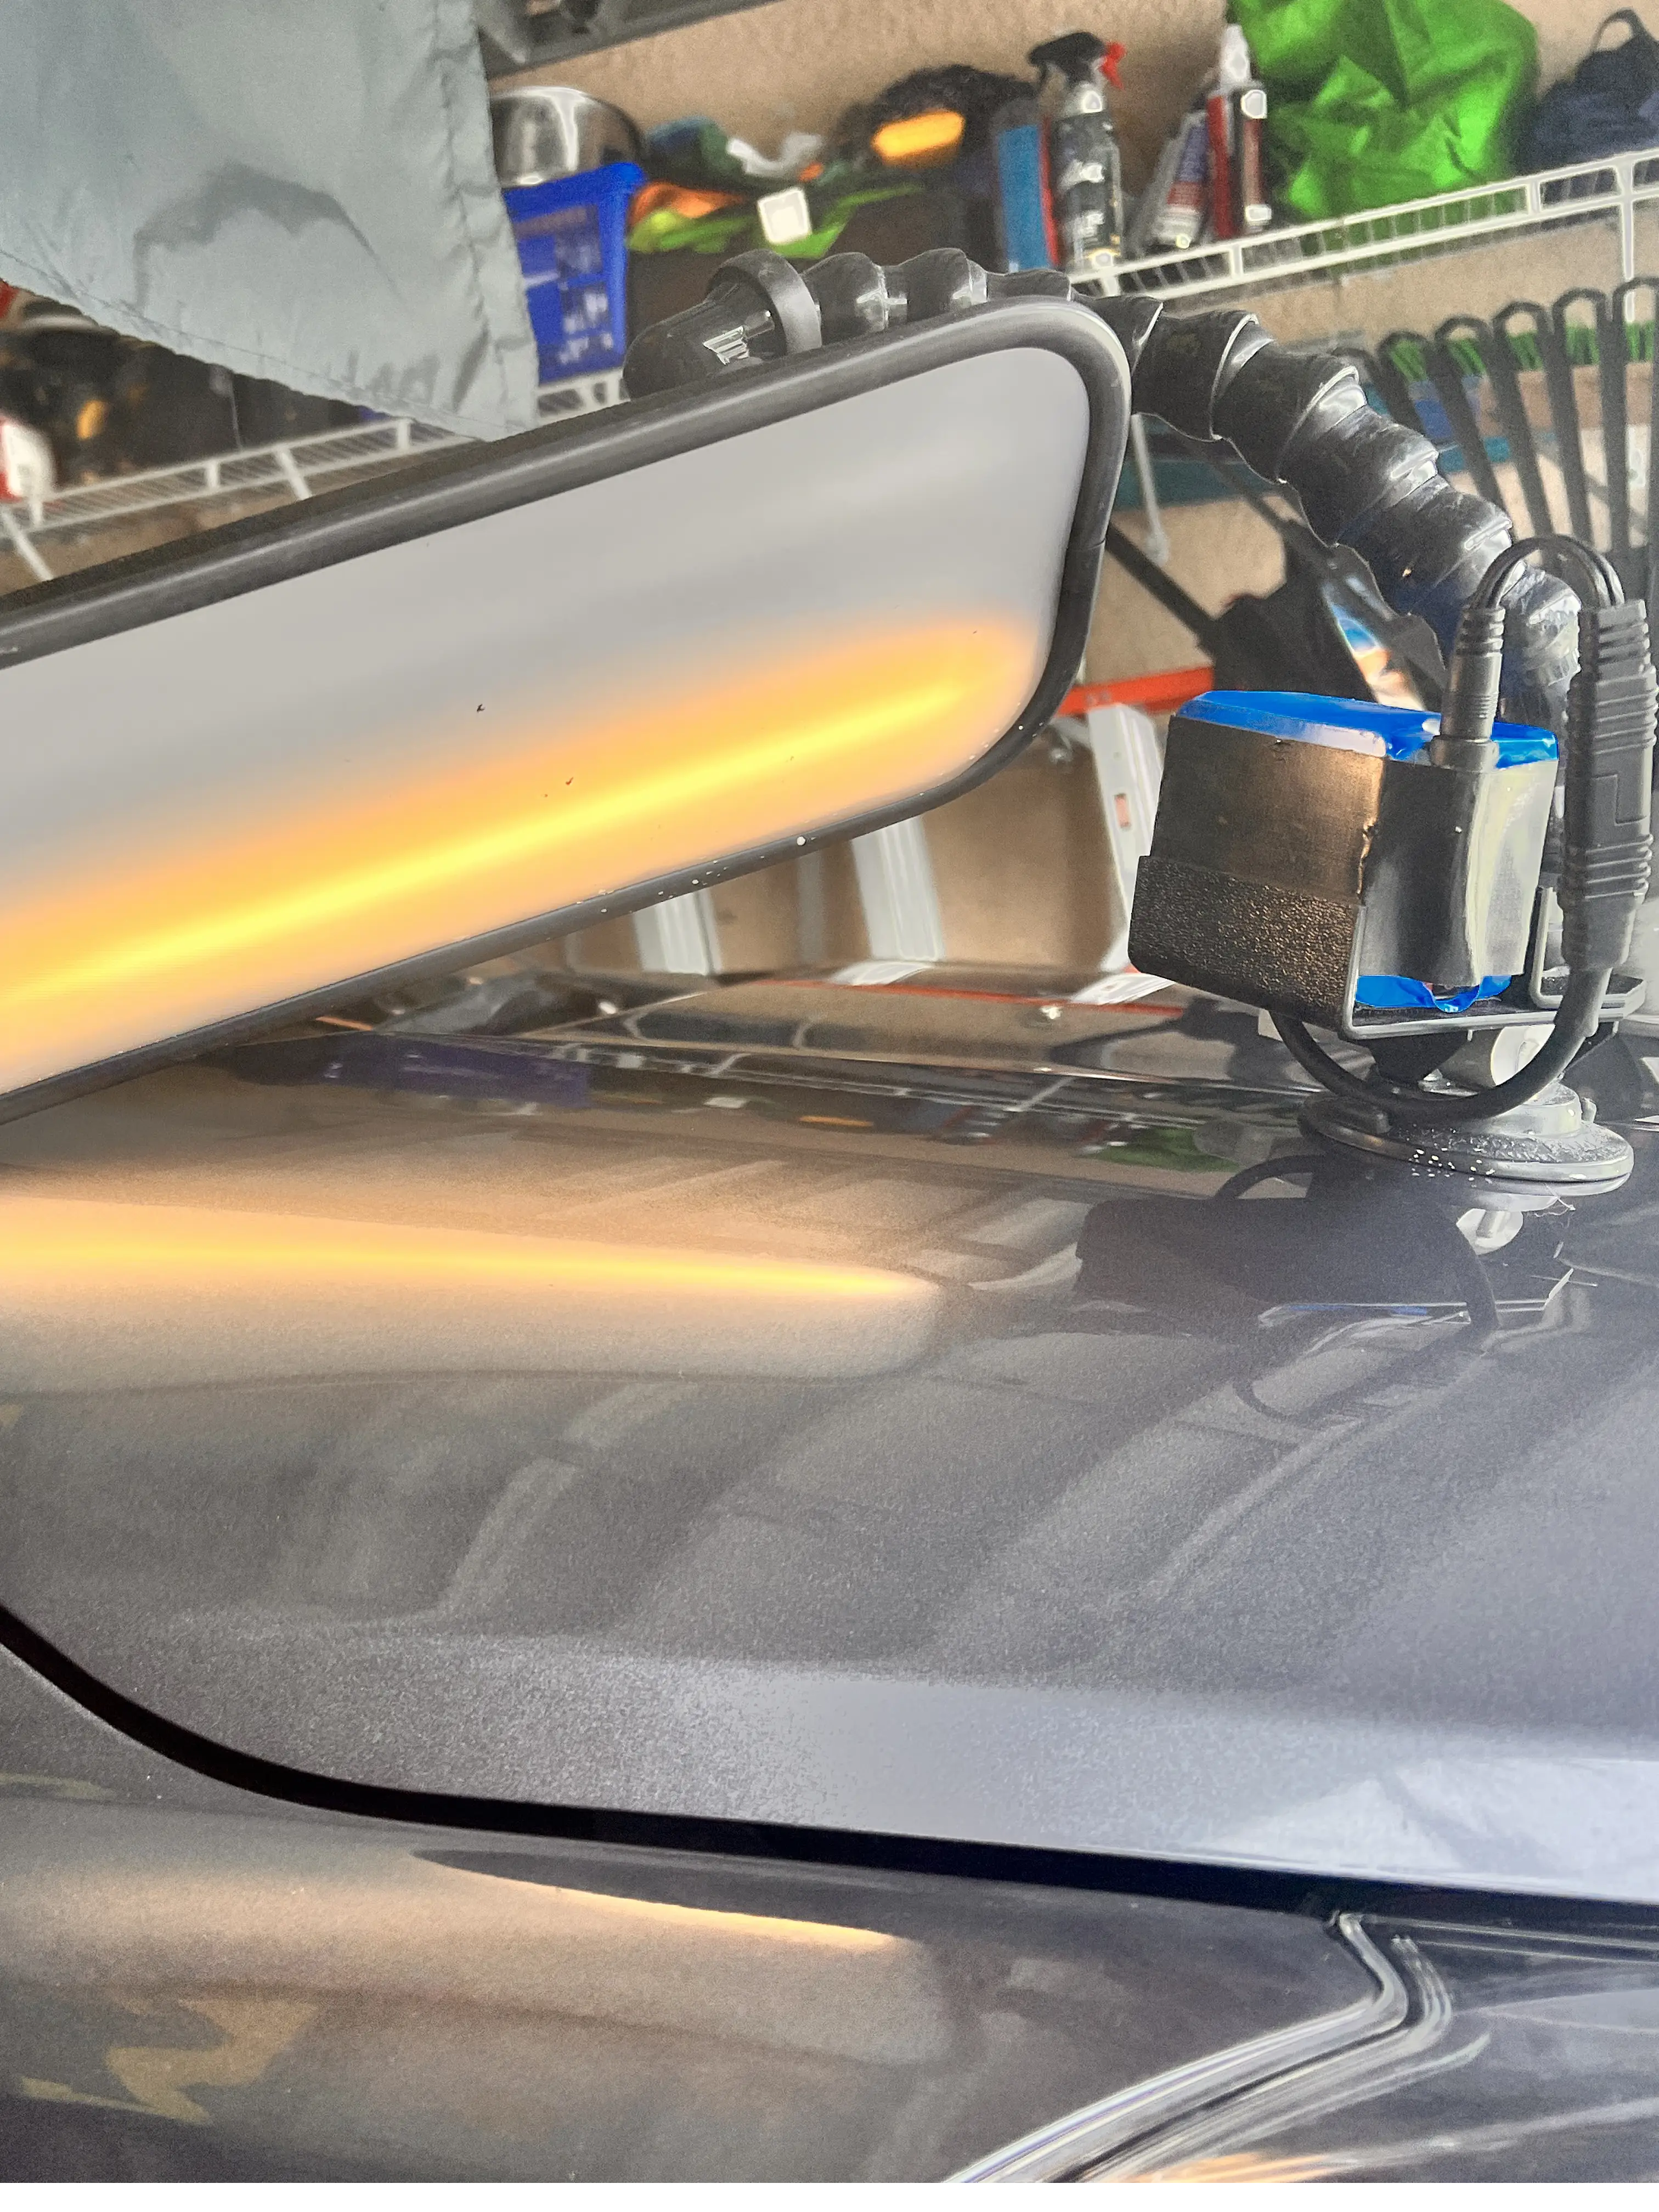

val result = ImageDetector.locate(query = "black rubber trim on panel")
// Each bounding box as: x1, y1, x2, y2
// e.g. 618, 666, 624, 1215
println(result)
1, 1598, 1653, 1936
0, 298, 1128, 1128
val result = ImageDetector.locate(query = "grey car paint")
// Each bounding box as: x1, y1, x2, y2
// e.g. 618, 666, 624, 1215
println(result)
0, 1770, 1370, 2177
0, 1617, 1381, 2181
3, 973, 1657, 1906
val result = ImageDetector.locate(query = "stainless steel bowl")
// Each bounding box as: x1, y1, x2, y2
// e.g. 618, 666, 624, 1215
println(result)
490, 87, 642, 188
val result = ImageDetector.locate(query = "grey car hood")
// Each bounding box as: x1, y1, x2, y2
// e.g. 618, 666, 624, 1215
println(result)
3, 974, 1658, 1903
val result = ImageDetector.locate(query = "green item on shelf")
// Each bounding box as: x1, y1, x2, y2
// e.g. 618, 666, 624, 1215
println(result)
628, 204, 754, 255
1229, 0, 1537, 218
628, 179, 922, 261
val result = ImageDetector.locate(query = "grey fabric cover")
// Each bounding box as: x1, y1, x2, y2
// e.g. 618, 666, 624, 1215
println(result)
0, 0, 538, 438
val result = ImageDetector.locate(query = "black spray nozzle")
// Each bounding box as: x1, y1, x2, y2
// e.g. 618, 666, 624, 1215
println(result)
1028, 32, 1123, 91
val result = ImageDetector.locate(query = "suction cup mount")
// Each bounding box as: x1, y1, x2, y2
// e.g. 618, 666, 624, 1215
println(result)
1300, 1078, 1634, 1193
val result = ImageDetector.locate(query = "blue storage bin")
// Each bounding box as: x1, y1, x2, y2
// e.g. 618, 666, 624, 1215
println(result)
504, 159, 644, 383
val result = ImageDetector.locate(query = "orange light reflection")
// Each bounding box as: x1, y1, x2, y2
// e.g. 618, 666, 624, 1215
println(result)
0, 1198, 940, 1387
0, 1199, 925, 1307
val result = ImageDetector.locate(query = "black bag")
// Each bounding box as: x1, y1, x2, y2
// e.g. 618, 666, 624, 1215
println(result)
1527, 10, 1659, 171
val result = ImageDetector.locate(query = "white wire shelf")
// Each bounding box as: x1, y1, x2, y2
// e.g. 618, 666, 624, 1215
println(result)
7, 150, 1654, 583
0, 366, 625, 582
1075, 150, 1659, 303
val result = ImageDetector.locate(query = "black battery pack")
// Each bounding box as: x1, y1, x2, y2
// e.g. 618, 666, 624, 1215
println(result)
1127, 690, 1558, 1040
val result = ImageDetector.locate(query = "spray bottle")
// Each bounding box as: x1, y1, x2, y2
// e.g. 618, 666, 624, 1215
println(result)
1029, 32, 1128, 270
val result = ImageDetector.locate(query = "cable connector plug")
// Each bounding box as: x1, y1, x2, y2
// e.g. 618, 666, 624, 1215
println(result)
1428, 599, 1505, 768
1271, 532, 1642, 1128
1561, 598, 1657, 975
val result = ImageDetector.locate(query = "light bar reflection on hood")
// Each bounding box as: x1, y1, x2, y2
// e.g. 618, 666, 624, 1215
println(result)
0, 1198, 941, 1391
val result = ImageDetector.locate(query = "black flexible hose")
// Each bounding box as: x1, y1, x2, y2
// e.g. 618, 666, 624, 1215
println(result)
625, 261, 1579, 725
626, 261, 1577, 724
1092, 298, 1579, 731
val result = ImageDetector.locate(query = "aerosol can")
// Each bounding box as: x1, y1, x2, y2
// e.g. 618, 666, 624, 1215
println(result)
1029, 32, 1127, 270
1128, 102, 1209, 256
1204, 26, 1272, 241
1205, 25, 1252, 240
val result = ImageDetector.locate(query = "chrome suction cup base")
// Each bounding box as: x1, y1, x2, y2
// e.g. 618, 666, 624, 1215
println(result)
1300, 1080, 1634, 1193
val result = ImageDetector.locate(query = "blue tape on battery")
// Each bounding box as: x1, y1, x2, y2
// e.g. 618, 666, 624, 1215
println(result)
1187, 689, 1557, 768
1354, 974, 1514, 1012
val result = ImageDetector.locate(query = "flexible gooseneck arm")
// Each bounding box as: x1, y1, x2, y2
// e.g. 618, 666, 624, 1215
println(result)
1090, 296, 1578, 735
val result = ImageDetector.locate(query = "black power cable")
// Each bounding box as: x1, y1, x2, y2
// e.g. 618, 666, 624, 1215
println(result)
1274, 978, 1607, 1125
1273, 534, 1655, 1127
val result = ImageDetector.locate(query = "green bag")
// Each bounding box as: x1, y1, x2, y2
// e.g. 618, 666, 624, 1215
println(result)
1230, 0, 1537, 218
